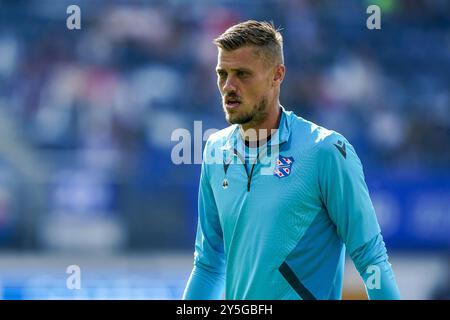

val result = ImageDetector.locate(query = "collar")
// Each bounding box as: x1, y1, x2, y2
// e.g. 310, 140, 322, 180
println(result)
220, 105, 292, 153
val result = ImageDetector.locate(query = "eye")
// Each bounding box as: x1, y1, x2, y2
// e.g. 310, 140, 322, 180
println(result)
217, 70, 227, 79
237, 70, 248, 78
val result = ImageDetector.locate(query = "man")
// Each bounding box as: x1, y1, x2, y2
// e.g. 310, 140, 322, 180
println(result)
183, 20, 400, 300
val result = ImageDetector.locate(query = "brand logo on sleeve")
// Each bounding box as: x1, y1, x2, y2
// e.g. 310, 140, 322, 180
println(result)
333, 140, 347, 159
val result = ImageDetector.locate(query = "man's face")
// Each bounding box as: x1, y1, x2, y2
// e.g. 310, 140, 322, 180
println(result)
216, 46, 275, 127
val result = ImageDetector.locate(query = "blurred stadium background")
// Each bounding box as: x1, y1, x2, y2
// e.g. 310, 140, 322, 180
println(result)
0, 0, 448, 299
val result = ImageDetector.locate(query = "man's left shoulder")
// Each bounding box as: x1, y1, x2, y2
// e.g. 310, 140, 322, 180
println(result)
316, 127, 350, 160
289, 113, 349, 155
305, 122, 360, 166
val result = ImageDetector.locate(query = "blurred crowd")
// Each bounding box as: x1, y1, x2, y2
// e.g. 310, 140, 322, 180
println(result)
0, 0, 449, 250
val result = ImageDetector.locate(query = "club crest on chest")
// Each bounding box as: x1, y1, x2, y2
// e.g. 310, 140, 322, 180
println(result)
273, 155, 294, 178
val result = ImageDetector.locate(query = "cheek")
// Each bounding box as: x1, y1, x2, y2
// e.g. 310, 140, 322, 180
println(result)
246, 83, 267, 101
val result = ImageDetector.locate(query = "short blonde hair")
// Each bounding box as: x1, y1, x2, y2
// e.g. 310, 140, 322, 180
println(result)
213, 20, 284, 66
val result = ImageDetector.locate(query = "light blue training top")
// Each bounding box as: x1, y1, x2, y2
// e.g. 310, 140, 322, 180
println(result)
183, 107, 400, 300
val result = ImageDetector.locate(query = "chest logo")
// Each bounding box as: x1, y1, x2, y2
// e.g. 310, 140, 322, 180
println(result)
273, 155, 294, 178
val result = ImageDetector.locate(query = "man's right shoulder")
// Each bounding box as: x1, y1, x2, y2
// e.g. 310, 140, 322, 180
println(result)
204, 124, 238, 149
201, 125, 238, 166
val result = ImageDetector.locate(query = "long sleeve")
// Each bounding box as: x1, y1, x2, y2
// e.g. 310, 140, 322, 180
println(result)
350, 234, 401, 299
318, 134, 400, 299
183, 153, 226, 300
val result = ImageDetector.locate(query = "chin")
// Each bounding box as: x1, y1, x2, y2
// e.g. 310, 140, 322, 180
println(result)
226, 116, 237, 125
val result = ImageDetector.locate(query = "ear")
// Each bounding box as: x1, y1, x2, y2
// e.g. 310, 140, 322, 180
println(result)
273, 64, 285, 86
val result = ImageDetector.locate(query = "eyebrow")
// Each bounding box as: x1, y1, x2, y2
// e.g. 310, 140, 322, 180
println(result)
215, 67, 252, 73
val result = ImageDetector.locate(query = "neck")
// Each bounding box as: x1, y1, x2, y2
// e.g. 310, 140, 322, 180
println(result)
240, 101, 282, 143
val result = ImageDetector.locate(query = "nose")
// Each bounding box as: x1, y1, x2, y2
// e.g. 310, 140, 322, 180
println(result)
223, 75, 237, 94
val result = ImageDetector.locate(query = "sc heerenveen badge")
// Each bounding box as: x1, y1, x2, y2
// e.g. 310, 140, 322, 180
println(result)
273, 155, 294, 178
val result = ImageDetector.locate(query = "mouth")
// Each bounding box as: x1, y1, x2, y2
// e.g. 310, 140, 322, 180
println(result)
224, 97, 241, 110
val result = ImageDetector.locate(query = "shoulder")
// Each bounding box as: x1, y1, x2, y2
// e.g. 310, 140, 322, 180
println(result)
202, 124, 238, 164
286, 112, 360, 171
288, 112, 349, 153
205, 124, 238, 147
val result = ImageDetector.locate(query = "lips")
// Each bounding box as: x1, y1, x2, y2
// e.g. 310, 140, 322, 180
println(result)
226, 102, 240, 109
225, 97, 241, 110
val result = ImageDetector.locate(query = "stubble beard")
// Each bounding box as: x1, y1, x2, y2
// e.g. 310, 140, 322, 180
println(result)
224, 97, 268, 129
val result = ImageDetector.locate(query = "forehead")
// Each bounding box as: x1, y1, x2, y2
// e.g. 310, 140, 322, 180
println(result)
216, 46, 265, 69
